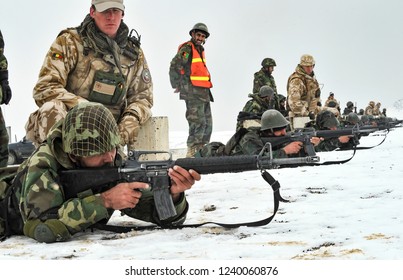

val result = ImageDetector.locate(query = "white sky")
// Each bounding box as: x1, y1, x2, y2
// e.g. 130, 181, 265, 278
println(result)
1, 0, 403, 140
1, 126, 403, 278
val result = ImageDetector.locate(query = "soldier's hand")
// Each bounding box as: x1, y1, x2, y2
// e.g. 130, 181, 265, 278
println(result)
283, 141, 303, 155
101, 182, 149, 210
169, 165, 201, 202
118, 114, 140, 147
338, 135, 351, 144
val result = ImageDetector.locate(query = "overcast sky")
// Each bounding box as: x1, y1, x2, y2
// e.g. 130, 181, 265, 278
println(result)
1, 0, 402, 140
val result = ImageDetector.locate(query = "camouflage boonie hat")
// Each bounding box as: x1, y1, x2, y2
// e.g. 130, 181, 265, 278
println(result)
62, 102, 120, 157
300, 54, 315, 67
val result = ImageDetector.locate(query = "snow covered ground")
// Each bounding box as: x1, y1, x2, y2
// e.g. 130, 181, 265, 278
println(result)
1, 114, 403, 279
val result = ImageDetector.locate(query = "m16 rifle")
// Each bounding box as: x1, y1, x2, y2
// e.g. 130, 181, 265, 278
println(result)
59, 147, 320, 221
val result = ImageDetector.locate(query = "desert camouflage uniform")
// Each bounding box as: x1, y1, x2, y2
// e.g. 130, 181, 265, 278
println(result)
373, 102, 381, 116
364, 101, 375, 115
287, 65, 321, 118
0, 30, 10, 167
8, 104, 187, 242
25, 15, 153, 146
169, 41, 213, 156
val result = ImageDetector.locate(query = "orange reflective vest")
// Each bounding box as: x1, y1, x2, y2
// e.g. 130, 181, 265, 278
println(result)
179, 42, 212, 88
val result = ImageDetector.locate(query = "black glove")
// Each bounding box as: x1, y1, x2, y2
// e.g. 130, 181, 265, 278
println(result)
0, 71, 12, 105
308, 111, 315, 120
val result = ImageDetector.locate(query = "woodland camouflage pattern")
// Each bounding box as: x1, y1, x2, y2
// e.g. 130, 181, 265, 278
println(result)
9, 103, 187, 242
0, 30, 10, 167
25, 15, 153, 146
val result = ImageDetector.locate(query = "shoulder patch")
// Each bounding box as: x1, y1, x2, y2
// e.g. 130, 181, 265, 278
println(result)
51, 52, 64, 60
141, 68, 151, 83
182, 52, 189, 59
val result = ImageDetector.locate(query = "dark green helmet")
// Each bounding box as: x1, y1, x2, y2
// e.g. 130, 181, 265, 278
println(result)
258, 86, 275, 98
346, 112, 360, 124
62, 102, 121, 157
260, 109, 289, 131
346, 101, 354, 108
261, 58, 276, 67
278, 94, 286, 102
189, 22, 210, 38
316, 110, 339, 129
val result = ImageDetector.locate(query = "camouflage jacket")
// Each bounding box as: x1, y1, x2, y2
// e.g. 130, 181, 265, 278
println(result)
12, 122, 188, 240
287, 65, 321, 117
242, 93, 274, 115
0, 30, 7, 74
169, 41, 212, 102
253, 68, 277, 94
32, 27, 153, 123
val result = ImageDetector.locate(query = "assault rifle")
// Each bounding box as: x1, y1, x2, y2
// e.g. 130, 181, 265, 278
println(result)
59, 147, 320, 221
261, 125, 377, 155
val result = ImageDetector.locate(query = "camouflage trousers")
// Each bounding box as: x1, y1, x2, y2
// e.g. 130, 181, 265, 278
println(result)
185, 99, 212, 156
0, 107, 9, 167
25, 100, 68, 147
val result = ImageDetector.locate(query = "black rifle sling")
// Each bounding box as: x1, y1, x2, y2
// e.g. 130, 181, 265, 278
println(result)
91, 170, 285, 233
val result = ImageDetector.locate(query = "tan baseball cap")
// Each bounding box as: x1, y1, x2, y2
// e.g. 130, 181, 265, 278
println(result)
91, 0, 125, 12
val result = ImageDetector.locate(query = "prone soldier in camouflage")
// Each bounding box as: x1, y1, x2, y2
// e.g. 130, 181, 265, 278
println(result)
25, 0, 153, 150
236, 85, 275, 131
10, 102, 200, 243
0, 30, 12, 167
287, 54, 322, 126
253, 58, 281, 111
169, 23, 213, 158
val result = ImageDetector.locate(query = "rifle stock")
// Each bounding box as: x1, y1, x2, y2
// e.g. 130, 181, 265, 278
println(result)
59, 148, 319, 221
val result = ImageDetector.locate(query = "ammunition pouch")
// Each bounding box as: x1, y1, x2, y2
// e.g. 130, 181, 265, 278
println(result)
89, 71, 126, 105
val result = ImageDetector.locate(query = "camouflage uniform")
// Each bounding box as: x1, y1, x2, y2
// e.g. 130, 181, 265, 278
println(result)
25, 14, 153, 147
236, 92, 274, 131
364, 101, 375, 115
287, 56, 321, 120
8, 103, 187, 242
169, 30, 213, 157
253, 61, 280, 111
0, 30, 11, 167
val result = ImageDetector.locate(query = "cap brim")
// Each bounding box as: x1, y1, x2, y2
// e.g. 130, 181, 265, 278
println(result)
95, 2, 125, 12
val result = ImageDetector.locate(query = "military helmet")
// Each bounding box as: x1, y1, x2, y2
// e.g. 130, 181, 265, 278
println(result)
278, 94, 286, 102
299, 54, 315, 67
327, 101, 337, 108
261, 58, 276, 67
189, 22, 210, 38
260, 109, 290, 131
62, 102, 121, 157
346, 112, 360, 124
258, 86, 275, 98
346, 101, 354, 108
316, 110, 339, 129
369, 101, 375, 107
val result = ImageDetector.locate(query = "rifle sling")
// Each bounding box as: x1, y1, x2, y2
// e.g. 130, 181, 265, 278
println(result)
90, 170, 286, 233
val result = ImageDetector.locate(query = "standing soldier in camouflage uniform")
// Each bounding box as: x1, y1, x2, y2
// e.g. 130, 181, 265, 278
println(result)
364, 101, 375, 115
253, 58, 280, 110
0, 30, 12, 167
236, 85, 275, 131
287, 54, 322, 130
25, 0, 153, 150
169, 23, 214, 158
7, 102, 200, 243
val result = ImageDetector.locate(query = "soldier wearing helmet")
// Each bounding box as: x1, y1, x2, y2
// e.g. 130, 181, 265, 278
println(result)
235, 86, 276, 131
364, 101, 375, 115
314, 110, 351, 152
343, 101, 355, 115
222, 109, 321, 158
169, 22, 214, 158
8, 102, 201, 243
287, 54, 322, 130
252, 57, 281, 111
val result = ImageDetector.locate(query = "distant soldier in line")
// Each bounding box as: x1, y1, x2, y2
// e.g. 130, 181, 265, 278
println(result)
278, 94, 288, 117
324, 92, 340, 113
373, 102, 382, 116
0, 30, 12, 167
287, 54, 322, 130
169, 23, 213, 158
364, 101, 375, 115
381, 108, 387, 117
236, 85, 275, 131
343, 101, 355, 116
